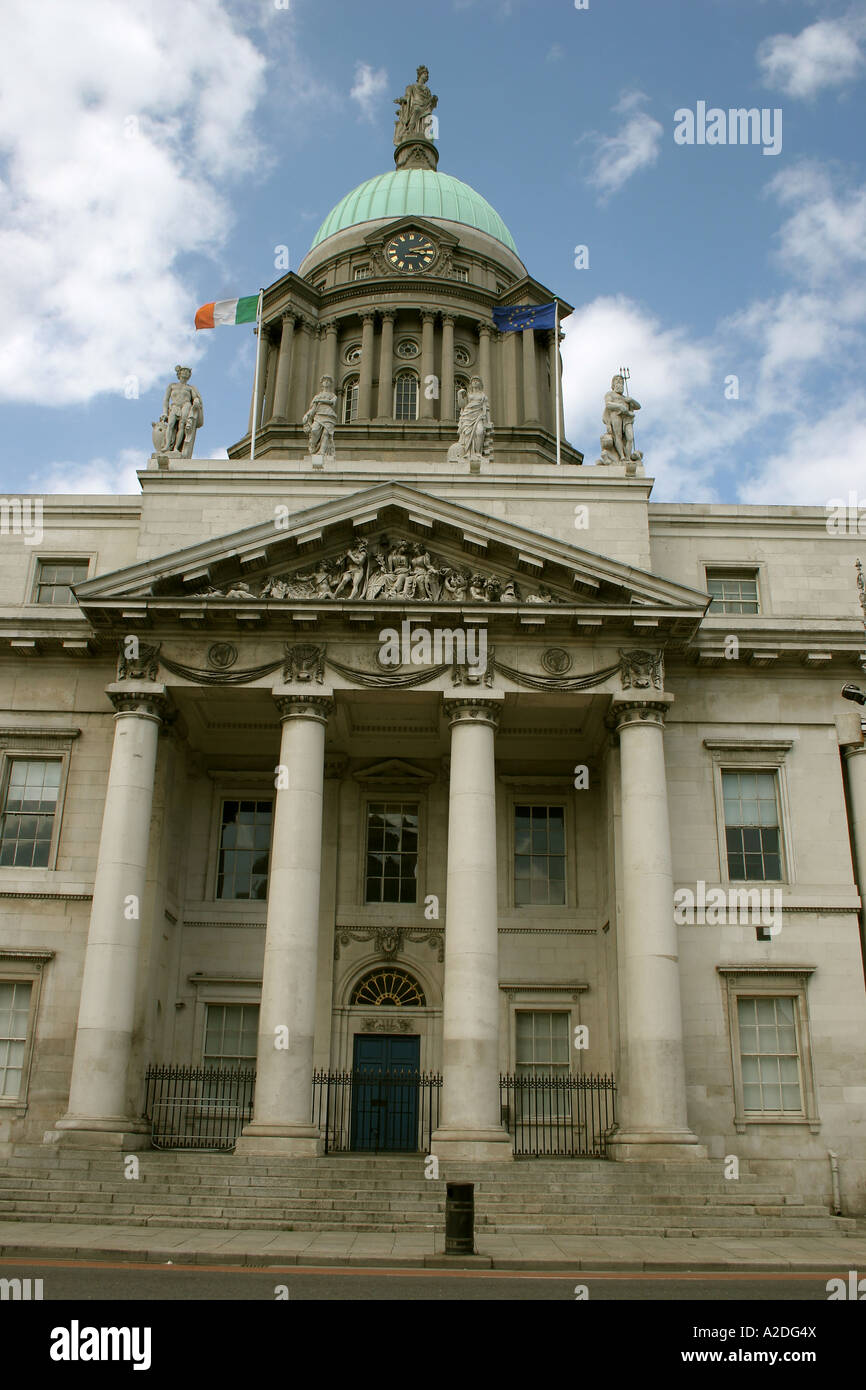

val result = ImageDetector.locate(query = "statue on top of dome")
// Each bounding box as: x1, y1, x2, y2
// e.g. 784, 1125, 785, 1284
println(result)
394, 65, 438, 145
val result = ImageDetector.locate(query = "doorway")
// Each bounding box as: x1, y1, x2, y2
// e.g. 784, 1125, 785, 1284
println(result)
350, 1033, 421, 1152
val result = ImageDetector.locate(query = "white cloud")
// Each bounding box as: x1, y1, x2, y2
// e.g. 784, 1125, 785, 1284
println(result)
350, 63, 388, 123
583, 93, 663, 200
738, 400, 866, 505
757, 16, 865, 99
38, 448, 149, 495
562, 163, 866, 503
0, 0, 266, 409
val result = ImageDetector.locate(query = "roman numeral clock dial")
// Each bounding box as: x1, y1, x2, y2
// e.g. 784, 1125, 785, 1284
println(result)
385, 230, 436, 273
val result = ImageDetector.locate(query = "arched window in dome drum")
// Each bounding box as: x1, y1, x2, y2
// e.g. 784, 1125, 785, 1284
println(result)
394, 371, 418, 422
342, 375, 359, 424
454, 375, 469, 418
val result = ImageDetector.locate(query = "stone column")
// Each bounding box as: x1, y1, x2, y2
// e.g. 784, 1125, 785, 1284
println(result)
376, 310, 395, 419
478, 323, 492, 408
843, 740, 866, 964
237, 690, 334, 1155
262, 331, 279, 424
290, 318, 314, 422
502, 329, 519, 426
321, 318, 339, 385
53, 683, 167, 1146
522, 326, 539, 423
548, 328, 565, 437
608, 696, 704, 1160
357, 312, 376, 420
272, 313, 296, 421
440, 314, 456, 422
432, 695, 512, 1162
420, 311, 436, 419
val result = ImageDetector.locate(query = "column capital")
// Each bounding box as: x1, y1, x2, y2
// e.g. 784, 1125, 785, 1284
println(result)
844, 740, 866, 760
106, 682, 169, 722
440, 312, 456, 326
280, 311, 297, 328
360, 310, 377, 324
380, 308, 397, 322
297, 315, 317, 334
608, 693, 674, 733
420, 309, 437, 324
443, 694, 504, 730
476, 321, 493, 339
273, 689, 335, 724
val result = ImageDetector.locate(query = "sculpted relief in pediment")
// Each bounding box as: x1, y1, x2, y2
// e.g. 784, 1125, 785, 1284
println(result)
192, 534, 567, 606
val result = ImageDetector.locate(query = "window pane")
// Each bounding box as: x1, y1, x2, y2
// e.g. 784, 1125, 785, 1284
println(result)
364, 802, 419, 903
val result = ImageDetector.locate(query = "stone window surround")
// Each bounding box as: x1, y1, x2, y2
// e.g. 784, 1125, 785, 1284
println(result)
699, 559, 765, 616
704, 739, 796, 887
499, 984, 588, 1075
25, 552, 94, 607
0, 949, 53, 1113
359, 789, 426, 909
186, 975, 262, 1067
504, 783, 578, 911
206, 776, 275, 904
717, 965, 819, 1133
0, 728, 80, 873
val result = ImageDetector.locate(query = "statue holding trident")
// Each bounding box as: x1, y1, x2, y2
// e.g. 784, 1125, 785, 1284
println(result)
394, 65, 438, 144
598, 369, 643, 465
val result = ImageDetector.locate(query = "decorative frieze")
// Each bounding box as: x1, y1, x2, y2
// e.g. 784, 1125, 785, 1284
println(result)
334, 926, 444, 962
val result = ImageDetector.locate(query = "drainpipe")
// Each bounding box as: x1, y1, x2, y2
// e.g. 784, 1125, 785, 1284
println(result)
828, 1151, 842, 1215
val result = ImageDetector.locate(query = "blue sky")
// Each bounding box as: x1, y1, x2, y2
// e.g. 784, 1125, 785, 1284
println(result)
0, 0, 864, 504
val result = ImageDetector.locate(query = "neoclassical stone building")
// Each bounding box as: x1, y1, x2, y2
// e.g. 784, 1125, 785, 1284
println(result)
2, 75, 865, 1208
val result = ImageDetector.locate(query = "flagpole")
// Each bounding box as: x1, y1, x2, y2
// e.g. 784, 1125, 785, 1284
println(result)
554, 301, 562, 467
250, 287, 264, 462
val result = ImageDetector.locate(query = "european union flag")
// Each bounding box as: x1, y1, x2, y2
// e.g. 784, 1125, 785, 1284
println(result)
492, 302, 556, 332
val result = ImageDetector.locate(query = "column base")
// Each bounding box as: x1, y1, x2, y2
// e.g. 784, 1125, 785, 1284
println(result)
607, 1129, 707, 1162
235, 1123, 323, 1157
430, 1127, 514, 1163
48, 1116, 151, 1150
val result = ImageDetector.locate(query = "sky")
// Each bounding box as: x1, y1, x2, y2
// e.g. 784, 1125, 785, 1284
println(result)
0, 0, 864, 505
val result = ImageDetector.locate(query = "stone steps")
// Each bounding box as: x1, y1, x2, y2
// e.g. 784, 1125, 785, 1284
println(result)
0, 1148, 849, 1238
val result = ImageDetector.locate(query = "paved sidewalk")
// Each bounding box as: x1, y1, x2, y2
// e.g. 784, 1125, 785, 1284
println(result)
1, 1220, 865, 1272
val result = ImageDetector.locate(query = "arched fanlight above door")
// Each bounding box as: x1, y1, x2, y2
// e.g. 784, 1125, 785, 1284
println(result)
350, 968, 426, 1007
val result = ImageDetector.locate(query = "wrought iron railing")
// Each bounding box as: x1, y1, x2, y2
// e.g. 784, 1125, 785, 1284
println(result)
500, 1072, 616, 1157
143, 1064, 255, 1150
311, 1069, 442, 1154
142, 1064, 615, 1156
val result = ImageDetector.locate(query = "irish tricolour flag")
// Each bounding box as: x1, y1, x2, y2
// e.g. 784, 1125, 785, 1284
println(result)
195, 295, 259, 330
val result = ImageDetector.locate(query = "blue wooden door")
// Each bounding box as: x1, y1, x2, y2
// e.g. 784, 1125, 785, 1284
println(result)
350, 1034, 421, 1151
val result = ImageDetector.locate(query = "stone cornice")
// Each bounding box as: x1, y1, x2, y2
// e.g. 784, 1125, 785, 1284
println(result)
0, 948, 56, 962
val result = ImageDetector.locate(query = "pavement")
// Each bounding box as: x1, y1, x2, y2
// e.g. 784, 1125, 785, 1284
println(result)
1, 1220, 865, 1271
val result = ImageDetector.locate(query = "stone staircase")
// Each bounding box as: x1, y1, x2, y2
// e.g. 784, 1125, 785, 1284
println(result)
0, 1146, 858, 1238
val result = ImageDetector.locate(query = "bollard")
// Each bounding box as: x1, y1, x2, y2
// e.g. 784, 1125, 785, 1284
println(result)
445, 1181, 475, 1255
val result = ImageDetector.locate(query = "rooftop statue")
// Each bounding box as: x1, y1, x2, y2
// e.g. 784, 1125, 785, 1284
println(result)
394, 65, 438, 144
302, 374, 338, 459
153, 365, 203, 457
448, 376, 493, 466
597, 373, 642, 465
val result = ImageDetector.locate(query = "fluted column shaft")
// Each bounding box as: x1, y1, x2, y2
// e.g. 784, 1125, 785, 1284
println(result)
273, 314, 296, 420
377, 311, 395, 419
440, 314, 455, 421
357, 312, 376, 420
420, 311, 436, 419
522, 326, 539, 422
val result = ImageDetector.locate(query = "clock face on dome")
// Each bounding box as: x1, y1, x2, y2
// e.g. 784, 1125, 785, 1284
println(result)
385, 230, 436, 273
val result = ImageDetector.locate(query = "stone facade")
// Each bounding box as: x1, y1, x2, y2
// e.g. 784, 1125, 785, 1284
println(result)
1, 116, 865, 1211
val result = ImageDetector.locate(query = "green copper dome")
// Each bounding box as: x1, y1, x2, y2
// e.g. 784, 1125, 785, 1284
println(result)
310, 169, 517, 254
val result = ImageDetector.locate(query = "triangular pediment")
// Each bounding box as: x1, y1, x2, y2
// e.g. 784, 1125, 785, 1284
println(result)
73, 482, 708, 635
